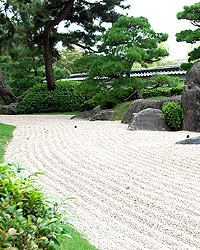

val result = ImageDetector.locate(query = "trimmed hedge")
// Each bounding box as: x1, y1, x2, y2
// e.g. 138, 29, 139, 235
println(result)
18, 81, 89, 113
162, 101, 184, 130
142, 84, 184, 99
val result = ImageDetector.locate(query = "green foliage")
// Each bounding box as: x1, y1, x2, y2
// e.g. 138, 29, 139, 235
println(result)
80, 99, 98, 112
162, 101, 184, 130
91, 87, 135, 110
0, 161, 72, 249
0, 56, 70, 96
17, 81, 88, 114
0, 123, 15, 163
149, 74, 181, 88
79, 15, 168, 97
0, 0, 129, 90
142, 82, 184, 99
176, 2, 200, 68
55, 48, 84, 74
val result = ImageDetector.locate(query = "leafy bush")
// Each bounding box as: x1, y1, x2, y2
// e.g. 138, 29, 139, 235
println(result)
0, 161, 72, 249
80, 99, 98, 111
149, 74, 181, 88
93, 92, 119, 109
90, 87, 135, 109
162, 101, 184, 130
142, 84, 184, 99
18, 81, 89, 113
142, 87, 171, 99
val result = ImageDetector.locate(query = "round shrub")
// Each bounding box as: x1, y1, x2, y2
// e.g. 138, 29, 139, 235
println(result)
17, 81, 89, 113
162, 101, 184, 130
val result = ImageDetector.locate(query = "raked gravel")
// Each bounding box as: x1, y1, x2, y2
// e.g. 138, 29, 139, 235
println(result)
1, 115, 200, 250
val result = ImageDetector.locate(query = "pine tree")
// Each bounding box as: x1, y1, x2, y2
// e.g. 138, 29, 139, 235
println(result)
0, 0, 129, 90
176, 2, 200, 70
80, 16, 168, 98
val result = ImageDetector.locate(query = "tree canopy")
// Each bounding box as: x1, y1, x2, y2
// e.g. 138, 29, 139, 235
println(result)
80, 16, 168, 93
0, 0, 129, 90
176, 2, 200, 70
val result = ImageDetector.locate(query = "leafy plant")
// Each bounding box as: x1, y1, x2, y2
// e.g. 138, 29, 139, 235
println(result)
17, 81, 90, 114
142, 84, 184, 99
162, 101, 184, 130
0, 161, 73, 249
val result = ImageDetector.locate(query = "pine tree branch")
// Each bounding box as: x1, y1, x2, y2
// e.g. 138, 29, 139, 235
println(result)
45, 0, 75, 33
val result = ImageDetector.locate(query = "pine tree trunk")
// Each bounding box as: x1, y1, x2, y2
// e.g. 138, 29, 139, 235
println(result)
44, 31, 56, 91
42, 0, 74, 91
0, 68, 17, 105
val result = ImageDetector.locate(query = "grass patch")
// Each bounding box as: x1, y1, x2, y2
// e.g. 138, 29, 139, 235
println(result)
0, 123, 15, 163
111, 100, 133, 120
56, 225, 99, 250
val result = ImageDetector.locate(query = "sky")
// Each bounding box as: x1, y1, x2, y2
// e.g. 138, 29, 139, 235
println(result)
125, 0, 198, 61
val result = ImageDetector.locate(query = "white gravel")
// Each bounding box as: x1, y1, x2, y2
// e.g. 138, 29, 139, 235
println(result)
1, 115, 200, 250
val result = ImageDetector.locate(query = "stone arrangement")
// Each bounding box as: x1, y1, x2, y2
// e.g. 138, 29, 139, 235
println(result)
0, 103, 18, 115
128, 108, 170, 131
181, 60, 200, 132
122, 96, 181, 124
176, 136, 200, 145
71, 109, 114, 121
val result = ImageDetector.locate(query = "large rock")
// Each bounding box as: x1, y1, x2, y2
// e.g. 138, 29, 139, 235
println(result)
182, 60, 200, 132
128, 108, 170, 131
176, 136, 200, 145
122, 96, 181, 124
71, 109, 114, 121
0, 103, 18, 115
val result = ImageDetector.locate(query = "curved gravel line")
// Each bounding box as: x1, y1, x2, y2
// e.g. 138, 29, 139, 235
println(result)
1, 115, 200, 250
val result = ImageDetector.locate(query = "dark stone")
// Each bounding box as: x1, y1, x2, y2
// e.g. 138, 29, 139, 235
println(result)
182, 60, 200, 132
71, 109, 114, 121
0, 103, 18, 115
128, 108, 171, 131
122, 96, 181, 124
176, 136, 200, 144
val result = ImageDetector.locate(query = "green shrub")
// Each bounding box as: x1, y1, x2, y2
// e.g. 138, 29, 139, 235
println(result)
0, 161, 72, 249
149, 74, 181, 88
142, 87, 171, 99
170, 84, 184, 96
91, 87, 135, 109
162, 101, 184, 130
80, 99, 98, 111
142, 84, 184, 99
93, 92, 119, 109
17, 81, 89, 113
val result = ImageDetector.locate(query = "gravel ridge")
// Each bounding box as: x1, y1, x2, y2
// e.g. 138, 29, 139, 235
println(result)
1, 115, 200, 250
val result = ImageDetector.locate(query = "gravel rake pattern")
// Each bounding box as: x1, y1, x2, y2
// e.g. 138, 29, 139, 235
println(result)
1, 115, 200, 250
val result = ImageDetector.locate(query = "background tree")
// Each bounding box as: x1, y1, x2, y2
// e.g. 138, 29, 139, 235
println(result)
176, 2, 200, 71
79, 16, 168, 101
1, 0, 129, 91
0, 55, 70, 96
55, 48, 83, 73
